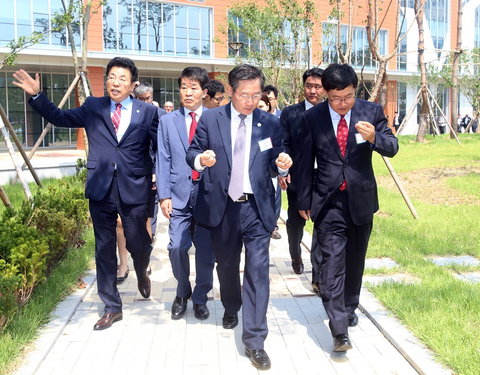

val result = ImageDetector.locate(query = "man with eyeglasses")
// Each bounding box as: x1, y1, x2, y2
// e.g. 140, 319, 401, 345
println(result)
13, 57, 158, 330
187, 64, 292, 370
203, 79, 225, 108
279, 67, 325, 290
295, 63, 398, 352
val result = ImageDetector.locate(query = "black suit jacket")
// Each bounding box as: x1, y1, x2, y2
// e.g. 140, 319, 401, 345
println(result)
296, 99, 398, 226
186, 104, 284, 231
280, 100, 308, 192
30, 93, 158, 205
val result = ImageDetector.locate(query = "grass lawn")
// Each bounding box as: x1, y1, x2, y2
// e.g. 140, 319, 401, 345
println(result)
286, 133, 479, 375
0, 178, 94, 374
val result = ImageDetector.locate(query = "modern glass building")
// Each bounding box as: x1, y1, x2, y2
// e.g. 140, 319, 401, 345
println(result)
0, 0, 479, 148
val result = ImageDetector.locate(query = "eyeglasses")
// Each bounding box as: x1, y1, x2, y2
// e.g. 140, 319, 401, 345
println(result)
106, 75, 130, 84
236, 93, 262, 102
328, 93, 355, 104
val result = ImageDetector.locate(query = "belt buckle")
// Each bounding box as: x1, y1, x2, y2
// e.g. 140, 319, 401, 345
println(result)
237, 194, 248, 202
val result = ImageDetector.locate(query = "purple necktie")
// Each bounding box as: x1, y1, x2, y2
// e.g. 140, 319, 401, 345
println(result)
228, 114, 247, 201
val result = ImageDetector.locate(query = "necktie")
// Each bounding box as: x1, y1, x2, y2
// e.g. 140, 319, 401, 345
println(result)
112, 103, 122, 133
189, 112, 200, 181
228, 114, 247, 201
337, 115, 348, 191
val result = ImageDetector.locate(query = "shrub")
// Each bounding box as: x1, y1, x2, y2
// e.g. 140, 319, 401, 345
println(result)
0, 176, 89, 332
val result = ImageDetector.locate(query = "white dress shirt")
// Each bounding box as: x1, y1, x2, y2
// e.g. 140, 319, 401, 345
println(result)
184, 106, 203, 138
328, 104, 352, 136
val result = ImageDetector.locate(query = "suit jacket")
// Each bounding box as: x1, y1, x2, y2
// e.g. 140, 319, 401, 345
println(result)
157, 107, 205, 210
281, 100, 308, 192
29, 93, 158, 205
186, 104, 284, 232
296, 99, 398, 226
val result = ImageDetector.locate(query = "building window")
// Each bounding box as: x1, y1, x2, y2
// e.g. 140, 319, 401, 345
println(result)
0, 0, 80, 48
138, 76, 180, 108
0, 71, 77, 149
397, 9, 407, 70
103, 0, 212, 57
322, 23, 387, 68
425, 0, 449, 58
475, 5, 480, 49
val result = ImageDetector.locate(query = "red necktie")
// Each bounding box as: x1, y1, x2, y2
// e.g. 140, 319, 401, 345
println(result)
189, 112, 200, 181
112, 103, 122, 133
337, 115, 348, 191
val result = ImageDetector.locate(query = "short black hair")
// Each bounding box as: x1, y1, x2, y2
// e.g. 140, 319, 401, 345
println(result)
205, 79, 225, 98
178, 66, 209, 89
263, 85, 279, 98
106, 57, 138, 82
228, 64, 265, 92
321, 63, 358, 92
302, 67, 324, 84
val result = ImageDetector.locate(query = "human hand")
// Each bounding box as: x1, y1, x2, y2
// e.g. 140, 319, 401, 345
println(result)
160, 198, 173, 219
278, 175, 290, 190
298, 209, 311, 221
200, 150, 216, 167
12, 69, 41, 96
275, 152, 292, 170
355, 121, 375, 143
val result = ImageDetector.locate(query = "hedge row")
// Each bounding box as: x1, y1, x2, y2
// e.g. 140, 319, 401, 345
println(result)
0, 171, 89, 332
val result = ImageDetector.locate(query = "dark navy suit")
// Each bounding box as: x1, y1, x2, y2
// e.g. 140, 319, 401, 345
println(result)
30, 93, 158, 314
156, 107, 214, 304
186, 104, 284, 350
296, 99, 398, 336
281, 101, 321, 282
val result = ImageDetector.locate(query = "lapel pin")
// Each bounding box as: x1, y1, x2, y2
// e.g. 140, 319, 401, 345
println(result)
136, 109, 140, 113
257, 123, 262, 127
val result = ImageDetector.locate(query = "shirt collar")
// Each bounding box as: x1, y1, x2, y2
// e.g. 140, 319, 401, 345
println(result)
305, 100, 314, 111
328, 102, 351, 122
230, 103, 252, 122
184, 106, 203, 119
110, 96, 132, 110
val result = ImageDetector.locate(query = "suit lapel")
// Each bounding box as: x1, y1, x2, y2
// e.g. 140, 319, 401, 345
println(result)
249, 109, 262, 169
318, 102, 343, 159
119, 99, 141, 144
346, 101, 361, 158
219, 105, 233, 167
102, 97, 118, 142
174, 108, 189, 151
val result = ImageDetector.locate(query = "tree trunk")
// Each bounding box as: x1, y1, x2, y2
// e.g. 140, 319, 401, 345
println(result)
450, 0, 462, 138
415, 0, 429, 142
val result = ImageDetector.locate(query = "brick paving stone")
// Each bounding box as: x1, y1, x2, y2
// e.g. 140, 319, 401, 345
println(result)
365, 257, 399, 270
453, 271, 480, 283
428, 255, 480, 267
13, 206, 452, 375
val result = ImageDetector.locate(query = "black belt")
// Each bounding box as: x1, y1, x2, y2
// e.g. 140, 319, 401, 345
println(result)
235, 194, 254, 203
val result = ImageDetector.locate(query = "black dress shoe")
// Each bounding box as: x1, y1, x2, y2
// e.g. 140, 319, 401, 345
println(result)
291, 258, 304, 274
116, 267, 129, 283
348, 312, 359, 327
137, 274, 151, 298
333, 334, 353, 352
171, 296, 189, 320
193, 304, 209, 320
222, 312, 238, 329
245, 348, 271, 370
93, 312, 123, 330
312, 282, 321, 297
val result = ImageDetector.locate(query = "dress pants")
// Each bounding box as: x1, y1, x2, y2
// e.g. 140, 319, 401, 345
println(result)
89, 175, 152, 313
314, 190, 372, 336
167, 181, 214, 304
286, 188, 321, 283
211, 197, 271, 350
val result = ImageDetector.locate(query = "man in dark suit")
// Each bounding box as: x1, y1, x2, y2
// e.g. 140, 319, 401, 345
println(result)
157, 67, 214, 321
296, 63, 398, 352
280, 68, 324, 291
13, 57, 158, 330
186, 64, 292, 370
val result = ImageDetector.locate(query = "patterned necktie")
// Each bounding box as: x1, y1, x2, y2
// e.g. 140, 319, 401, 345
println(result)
337, 115, 348, 191
112, 103, 122, 133
189, 112, 200, 181
228, 114, 247, 201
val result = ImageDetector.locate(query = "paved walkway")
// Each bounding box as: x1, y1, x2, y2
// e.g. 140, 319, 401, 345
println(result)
13, 211, 451, 375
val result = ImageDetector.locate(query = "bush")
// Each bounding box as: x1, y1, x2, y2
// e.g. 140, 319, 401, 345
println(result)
0, 175, 89, 332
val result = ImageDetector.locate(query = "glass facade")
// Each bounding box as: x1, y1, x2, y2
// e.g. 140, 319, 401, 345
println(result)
103, 0, 212, 57
0, 0, 80, 48
0, 72, 77, 149
322, 23, 388, 68
424, 0, 449, 57
138, 76, 180, 109
475, 5, 480, 49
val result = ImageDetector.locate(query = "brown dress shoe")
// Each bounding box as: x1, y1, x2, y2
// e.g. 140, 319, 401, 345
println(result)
93, 312, 123, 330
